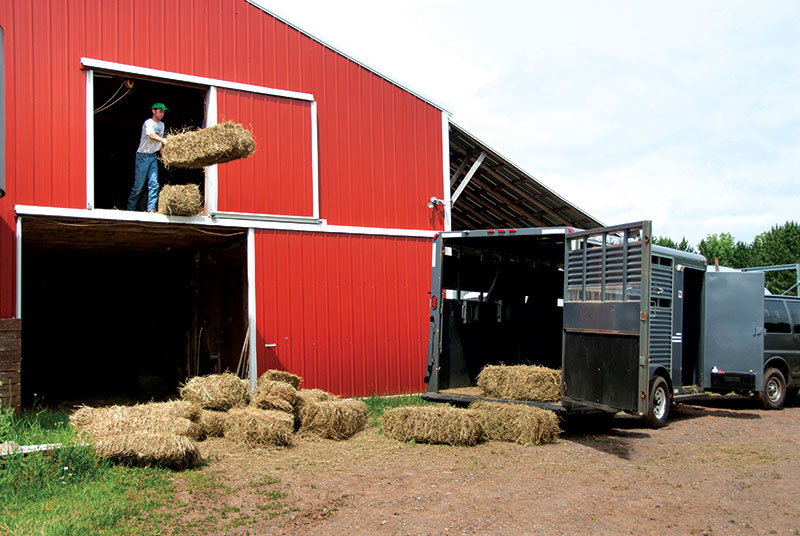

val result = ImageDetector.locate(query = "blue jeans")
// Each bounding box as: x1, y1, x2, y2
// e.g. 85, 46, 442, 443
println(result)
128, 152, 160, 211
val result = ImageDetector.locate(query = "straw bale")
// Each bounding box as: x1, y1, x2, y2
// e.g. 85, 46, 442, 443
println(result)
223, 408, 294, 446
297, 399, 368, 440
69, 400, 201, 429
179, 373, 251, 410
251, 394, 294, 413
470, 401, 561, 446
293, 389, 339, 426
198, 410, 227, 438
476, 365, 562, 401
253, 379, 297, 405
157, 184, 203, 216
81, 415, 205, 441
161, 121, 255, 169
382, 406, 484, 446
259, 369, 302, 390
93, 433, 202, 469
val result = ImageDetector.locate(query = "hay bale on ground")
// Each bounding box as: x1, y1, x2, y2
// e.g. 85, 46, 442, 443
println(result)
93, 433, 202, 469
297, 399, 368, 440
470, 401, 561, 446
382, 406, 484, 446
180, 373, 250, 410
476, 365, 562, 401
161, 121, 255, 169
259, 369, 302, 390
198, 410, 227, 438
251, 395, 294, 414
224, 408, 294, 446
253, 379, 297, 406
157, 184, 203, 216
69, 400, 201, 429
81, 415, 205, 441
292, 389, 339, 426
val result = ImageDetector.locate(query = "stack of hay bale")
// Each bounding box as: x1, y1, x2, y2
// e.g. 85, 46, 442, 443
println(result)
70, 369, 369, 469
69, 400, 205, 469
381, 363, 563, 447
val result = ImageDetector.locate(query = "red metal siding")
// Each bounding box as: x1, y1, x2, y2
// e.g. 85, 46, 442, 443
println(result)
216, 89, 314, 217
0, 0, 444, 317
254, 230, 430, 396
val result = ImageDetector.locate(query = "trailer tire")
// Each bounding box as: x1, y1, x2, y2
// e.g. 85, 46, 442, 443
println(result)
645, 376, 670, 428
757, 368, 786, 410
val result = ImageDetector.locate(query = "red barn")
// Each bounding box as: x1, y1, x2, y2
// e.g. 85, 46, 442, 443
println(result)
0, 0, 598, 408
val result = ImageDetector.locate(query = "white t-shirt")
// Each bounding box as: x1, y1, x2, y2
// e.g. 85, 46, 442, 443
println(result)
136, 118, 165, 154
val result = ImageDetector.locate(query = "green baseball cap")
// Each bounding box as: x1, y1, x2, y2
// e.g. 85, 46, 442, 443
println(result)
151, 102, 169, 111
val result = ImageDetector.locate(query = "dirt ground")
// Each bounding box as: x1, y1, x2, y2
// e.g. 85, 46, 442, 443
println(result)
159, 397, 800, 536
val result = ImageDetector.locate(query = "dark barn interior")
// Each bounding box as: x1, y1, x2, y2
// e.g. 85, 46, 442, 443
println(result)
20, 216, 248, 406
92, 73, 206, 211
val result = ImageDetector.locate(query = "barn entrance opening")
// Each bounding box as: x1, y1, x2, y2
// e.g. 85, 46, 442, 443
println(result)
92, 74, 206, 212
19, 216, 248, 406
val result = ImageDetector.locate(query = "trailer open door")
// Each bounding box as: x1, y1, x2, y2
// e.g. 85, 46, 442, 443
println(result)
562, 221, 652, 414
702, 270, 765, 392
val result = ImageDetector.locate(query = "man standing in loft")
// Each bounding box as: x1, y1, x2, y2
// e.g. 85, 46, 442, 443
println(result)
127, 102, 168, 212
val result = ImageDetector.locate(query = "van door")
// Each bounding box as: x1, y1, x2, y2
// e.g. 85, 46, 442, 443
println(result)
702, 271, 765, 391
562, 221, 651, 413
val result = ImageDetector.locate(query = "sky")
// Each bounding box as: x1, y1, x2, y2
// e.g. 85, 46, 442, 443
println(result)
255, 0, 799, 247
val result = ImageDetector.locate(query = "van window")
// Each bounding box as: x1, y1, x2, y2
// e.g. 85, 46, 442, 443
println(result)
784, 301, 800, 334
764, 300, 791, 334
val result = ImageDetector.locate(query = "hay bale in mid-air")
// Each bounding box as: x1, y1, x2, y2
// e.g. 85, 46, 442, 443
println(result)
69, 401, 201, 429
476, 365, 562, 401
157, 184, 203, 216
470, 401, 561, 446
198, 410, 227, 438
93, 433, 202, 469
79, 415, 205, 441
381, 406, 484, 446
297, 399, 368, 440
180, 373, 251, 410
259, 369, 302, 390
223, 408, 294, 447
161, 121, 255, 169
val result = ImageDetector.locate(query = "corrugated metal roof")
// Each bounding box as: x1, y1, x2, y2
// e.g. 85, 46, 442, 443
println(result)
448, 121, 602, 231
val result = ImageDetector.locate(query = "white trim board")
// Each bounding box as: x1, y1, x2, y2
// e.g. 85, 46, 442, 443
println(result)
14, 205, 438, 239
81, 58, 314, 102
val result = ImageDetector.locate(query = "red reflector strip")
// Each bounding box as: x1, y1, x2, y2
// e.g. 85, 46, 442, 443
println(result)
508, 229, 517, 233
498, 229, 506, 233
487, 230, 495, 234
433, 233, 439, 240
431, 296, 438, 310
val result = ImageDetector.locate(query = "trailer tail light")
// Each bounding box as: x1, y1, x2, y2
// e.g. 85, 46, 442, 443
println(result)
508, 229, 517, 233
498, 229, 506, 233
487, 230, 495, 234
431, 295, 438, 310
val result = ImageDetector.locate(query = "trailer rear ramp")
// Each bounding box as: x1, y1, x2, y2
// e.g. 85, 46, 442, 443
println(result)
423, 387, 572, 415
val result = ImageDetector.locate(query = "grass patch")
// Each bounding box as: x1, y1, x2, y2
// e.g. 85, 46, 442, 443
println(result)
0, 407, 175, 536
360, 394, 435, 427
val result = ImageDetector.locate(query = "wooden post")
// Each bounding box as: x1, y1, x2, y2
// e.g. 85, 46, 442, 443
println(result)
0, 318, 22, 414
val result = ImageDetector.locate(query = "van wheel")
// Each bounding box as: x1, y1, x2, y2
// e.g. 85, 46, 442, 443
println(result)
645, 376, 670, 428
757, 368, 786, 410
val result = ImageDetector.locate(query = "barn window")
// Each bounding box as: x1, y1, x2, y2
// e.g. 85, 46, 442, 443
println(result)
83, 58, 320, 222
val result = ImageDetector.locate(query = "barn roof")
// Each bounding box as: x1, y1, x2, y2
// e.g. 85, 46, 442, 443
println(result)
448, 121, 602, 231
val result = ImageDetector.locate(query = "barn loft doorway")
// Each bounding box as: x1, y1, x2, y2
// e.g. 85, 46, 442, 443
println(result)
19, 216, 249, 406
92, 73, 207, 211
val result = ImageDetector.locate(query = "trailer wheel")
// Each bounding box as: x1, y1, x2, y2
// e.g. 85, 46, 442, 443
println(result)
757, 368, 786, 410
645, 376, 670, 428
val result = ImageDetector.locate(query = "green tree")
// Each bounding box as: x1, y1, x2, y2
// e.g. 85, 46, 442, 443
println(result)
654, 236, 695, 253
751, 221, 800, 294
